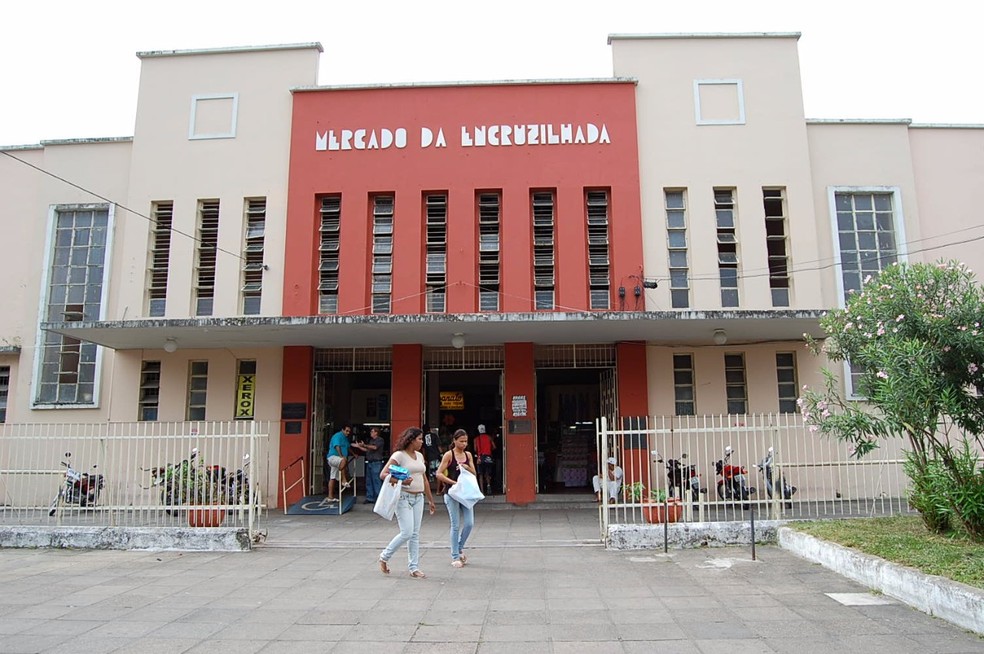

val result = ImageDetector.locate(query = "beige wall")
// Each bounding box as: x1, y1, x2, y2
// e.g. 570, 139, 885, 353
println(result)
612, 35, 824, 312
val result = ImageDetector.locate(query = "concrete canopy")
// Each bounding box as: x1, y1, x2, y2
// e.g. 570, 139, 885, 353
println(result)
42, 310, 827, 351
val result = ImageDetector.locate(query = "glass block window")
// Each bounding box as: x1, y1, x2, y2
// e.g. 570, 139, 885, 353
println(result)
241, 198, 265, 315
477, 192, 501, 311
715, 189, 739, 308
724, 353, 748, 415
532, 191, 555, 310
147, 201, 172, 317
776, 352, 798, 414
833, 192, 899, 302
425, 193, 447, 313
586, 189, 611, 310
673, 353, 696, 416
187, 361, 208, 421
665, 190, 690, 309
764, 188, 790, 307
318, 196, 341, 314
138, 360, 161, 421
36, 206, 109, 406
194, 199, 219, 316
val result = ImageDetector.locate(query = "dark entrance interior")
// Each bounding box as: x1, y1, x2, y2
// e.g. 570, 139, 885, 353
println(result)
424, 370, 502, 494
536, 368, 603, 494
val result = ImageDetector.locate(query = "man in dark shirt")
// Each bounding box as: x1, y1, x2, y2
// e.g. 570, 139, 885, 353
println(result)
363, 427, 387, 504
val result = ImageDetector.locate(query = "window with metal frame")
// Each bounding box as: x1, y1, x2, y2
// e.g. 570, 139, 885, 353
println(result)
775, 352, 798, 413
714, 189, 739, 307
724, 353, 748, 415
37, 206, 109, 406
187, 361, 209, 421
532, 190, 555, 310
477, 191, 501, 311
138, 361, 161, 421
194, 199, 219, 316
147, 201, 172, 317
665, 190, 690, 309
585, 189, 611, 310
763, 188, 790, 307
372, 195, 394, 314
673, 353, 696, 416
0, 365, 9, 422
318, 195, 341, 313
425, 193, 447, 313
241, 198, 265, 315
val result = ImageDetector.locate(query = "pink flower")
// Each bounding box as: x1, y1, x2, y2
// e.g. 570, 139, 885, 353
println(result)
876, 371, 888, 379
896, 314, 905, 322
969, 363, 980, 374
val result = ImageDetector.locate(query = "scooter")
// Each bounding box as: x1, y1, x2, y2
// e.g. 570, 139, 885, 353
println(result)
657, 453, 705, 502
756, 447, 797, 508
715, 446, 756, 509
48, 452, 105, 516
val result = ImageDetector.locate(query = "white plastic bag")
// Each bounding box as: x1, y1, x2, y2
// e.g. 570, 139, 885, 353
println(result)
373, 475, 400, 520
448, 468, 485, 509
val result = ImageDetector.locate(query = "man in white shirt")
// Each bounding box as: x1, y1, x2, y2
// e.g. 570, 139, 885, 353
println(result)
593, 456, 623, 502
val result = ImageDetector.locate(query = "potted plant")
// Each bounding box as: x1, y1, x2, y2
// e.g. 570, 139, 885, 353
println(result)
626, 482, 683, 524
175, 453, 228, 527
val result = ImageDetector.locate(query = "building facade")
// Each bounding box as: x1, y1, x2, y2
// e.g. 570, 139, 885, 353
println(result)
1, 34, 980, 507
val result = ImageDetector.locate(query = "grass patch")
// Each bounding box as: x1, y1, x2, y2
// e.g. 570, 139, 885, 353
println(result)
790, 516, 984, 589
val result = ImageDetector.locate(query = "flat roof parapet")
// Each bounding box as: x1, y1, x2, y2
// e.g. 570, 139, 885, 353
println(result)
608, 32, 801, 44
137, 42, 323, 59
292, 77, 635, 93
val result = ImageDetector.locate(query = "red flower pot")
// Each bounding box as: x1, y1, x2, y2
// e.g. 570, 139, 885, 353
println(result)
188, 508, 226, 527
642, 499, 683, 524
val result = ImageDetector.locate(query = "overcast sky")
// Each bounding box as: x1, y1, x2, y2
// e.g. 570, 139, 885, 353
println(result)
2, 0, 981, 146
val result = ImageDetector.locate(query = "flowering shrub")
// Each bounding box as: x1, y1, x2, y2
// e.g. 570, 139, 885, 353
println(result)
799, 261, 984, 541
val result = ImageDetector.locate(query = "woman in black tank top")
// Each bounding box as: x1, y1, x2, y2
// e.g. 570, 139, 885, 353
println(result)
436, 429, 476, 568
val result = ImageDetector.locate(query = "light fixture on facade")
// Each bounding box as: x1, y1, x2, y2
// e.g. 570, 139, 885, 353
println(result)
163, 338, 178, 353
712, 329, 728, 346
451, 333, 466, 349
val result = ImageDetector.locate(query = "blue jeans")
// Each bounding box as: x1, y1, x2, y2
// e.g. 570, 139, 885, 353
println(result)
444, 493, 474, 561
365, 461, 384, 501
380, 491, 425, 572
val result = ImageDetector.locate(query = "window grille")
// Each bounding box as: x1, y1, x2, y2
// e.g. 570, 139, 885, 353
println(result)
714, 189, 739, 307
477, 191, 503, 313
586, 190, 612, 310
242, 198, 265, 315
673, 353, 696, 415
147, 201, 172, 317
724, 353, 747, 414
425, 193, 447, 313
138, 361, 161, 421
194, 199, 219, 316
187, 361, 209, 421
319, 196, 341, 314
0, 365, 9, 423
372, 195, 394, 314
423, 346, 505, 370
314, 347, 392, 371
532, 191, 555, 310
764, 188, 790, 307
533, 344, 616, 368
776, 352, 798, 413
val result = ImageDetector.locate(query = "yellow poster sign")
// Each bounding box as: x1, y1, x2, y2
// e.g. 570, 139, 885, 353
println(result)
236, 374, 256, 419
440, 391, 464, 410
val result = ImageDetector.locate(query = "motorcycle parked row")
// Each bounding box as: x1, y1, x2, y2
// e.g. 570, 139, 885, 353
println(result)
144, 448, 256, 513
48, 452, 105, 517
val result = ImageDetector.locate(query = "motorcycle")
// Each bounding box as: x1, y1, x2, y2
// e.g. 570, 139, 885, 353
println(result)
756, 447, 797, 508
715, 446, 756, 509
144, 447, 201, 514
656, 452, 705, 502
48, 452, 105, 516
225, 453, 258, 506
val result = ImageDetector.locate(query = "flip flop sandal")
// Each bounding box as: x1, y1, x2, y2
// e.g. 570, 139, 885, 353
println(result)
378, 558, 390, 575
459, 554, 467, 565
409, 570, 427, 578
451, 560, 464, 568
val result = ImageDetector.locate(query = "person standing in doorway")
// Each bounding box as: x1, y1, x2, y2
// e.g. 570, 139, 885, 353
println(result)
362, 427, 387, 504
436, 429, 477, 568
326, 424, 354, 503
473, 424, 496, 496
378, 427, 436, 578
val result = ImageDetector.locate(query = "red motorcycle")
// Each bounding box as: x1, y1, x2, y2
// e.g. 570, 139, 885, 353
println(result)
715, 446, 756, 509
48, 452, 105, 517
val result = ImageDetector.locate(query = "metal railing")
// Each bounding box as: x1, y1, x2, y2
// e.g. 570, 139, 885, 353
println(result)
0, 421, 271, 540
597, 414, 920, 537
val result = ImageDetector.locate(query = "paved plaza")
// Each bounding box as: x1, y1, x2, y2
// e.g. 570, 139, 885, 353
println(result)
0, 507, 981, 653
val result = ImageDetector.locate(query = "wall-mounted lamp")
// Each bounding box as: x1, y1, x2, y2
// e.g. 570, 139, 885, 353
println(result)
163, 338, 178, 353
451, 333, 466, 350
712, 329, 728, 346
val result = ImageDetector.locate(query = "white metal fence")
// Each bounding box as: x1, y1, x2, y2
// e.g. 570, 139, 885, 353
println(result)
597, 414, 918, 534
0, 421, 271, 539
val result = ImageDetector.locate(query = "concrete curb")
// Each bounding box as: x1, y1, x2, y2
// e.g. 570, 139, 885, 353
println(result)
778, 526, 984, 637
608, 520, 781, 549
0, 526, 252, 552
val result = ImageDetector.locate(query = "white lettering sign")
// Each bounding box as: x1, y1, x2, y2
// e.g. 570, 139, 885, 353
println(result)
315, 121, 611, 152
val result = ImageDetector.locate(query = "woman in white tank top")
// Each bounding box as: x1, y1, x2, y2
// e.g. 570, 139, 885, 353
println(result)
377, 427, 436, 578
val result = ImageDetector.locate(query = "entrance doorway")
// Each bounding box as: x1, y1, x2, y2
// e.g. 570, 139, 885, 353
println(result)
312, 370, 391, 495
424, 370, 503, 494
535, 367, 613, 495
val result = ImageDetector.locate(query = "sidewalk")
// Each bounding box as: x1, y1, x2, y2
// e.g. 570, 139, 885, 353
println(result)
0, 506, 980, 653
